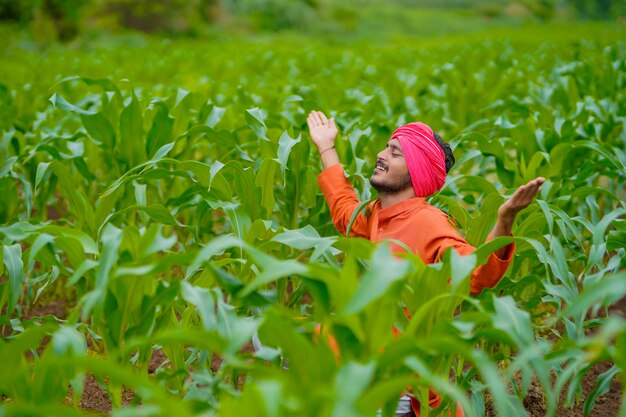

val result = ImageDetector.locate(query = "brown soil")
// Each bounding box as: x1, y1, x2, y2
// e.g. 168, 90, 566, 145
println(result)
556, 361, 623, 417
148, 348, 169, 374
609, 294, 626, 317
23, 298, 68, 320
1, 298, 67, 336
63, 348, 169, 414
485, 360, 623, 417
69, 375, 135, 414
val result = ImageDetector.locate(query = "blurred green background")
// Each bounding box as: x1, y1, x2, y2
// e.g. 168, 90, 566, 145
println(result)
1, 0, 624, 45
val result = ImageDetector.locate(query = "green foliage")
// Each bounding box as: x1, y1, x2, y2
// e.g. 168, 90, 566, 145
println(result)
1, 26, 626, 416
223, 0, 318, 31
0, 0, 90, 41
567, 0, 626, 19
0, 0, 38, 24
103, 0, 218, 35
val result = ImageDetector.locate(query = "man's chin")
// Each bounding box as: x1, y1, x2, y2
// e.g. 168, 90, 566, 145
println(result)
370, 177, 412, 195
369, 177, 385, 192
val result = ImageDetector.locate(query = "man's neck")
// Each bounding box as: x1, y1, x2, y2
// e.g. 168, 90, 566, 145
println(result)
378, 188, 417, 209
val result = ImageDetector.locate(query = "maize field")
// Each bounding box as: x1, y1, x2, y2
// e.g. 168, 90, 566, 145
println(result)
1, 25, 626, 416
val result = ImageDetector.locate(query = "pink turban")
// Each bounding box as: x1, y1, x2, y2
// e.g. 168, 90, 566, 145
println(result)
390, 122, 446, 197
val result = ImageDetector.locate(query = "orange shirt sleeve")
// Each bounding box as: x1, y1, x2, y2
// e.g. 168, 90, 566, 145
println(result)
317, 164, 370, 238
426, 211, 515, 295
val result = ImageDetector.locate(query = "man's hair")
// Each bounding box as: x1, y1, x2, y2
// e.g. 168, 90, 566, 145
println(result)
434, 132, 455, 174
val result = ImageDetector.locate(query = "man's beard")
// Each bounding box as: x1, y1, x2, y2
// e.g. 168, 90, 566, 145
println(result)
370, 172, 412, 195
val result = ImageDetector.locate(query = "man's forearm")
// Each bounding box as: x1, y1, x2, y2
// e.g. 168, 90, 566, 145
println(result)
318, 145, 340, 170
490, 215, 514, 259
307, 111, 340, 170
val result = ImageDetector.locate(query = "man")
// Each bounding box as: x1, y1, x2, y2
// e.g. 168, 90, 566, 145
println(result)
306, 110, 544, 416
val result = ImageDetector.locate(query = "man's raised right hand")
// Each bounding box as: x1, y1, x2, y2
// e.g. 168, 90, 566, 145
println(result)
307, 110, 338, 151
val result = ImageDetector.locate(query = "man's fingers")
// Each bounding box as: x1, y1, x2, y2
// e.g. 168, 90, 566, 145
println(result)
508, 181, 539, 207
514, 180, 542, 206
319, 112, 329, 125
308, 111, 319, 127
313, 111, 323, 126
526, 180, 543, 198
516, 178, 544, 198
501, 177, 545, 218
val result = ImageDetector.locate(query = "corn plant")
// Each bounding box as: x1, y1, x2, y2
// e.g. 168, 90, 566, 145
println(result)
1, 27, 626, 416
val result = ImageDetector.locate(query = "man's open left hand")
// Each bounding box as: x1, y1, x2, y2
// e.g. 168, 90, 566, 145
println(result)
498, 177, 545, 222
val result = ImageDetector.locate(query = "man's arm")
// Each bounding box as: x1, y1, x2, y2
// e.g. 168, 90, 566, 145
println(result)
491, 177, 545, 259
307, 110, 340, 169
466, 177, 545, 293
308, 111, 370, 238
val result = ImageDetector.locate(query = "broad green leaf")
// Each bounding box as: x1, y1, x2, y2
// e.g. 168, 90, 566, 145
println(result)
563, 272, 626, 317
3, 244, 24, 314
81, 112, 116, 148
146, 101, 174, 158
181, 282, 217, 330
206, 105, 226, 128
491, 296, 533, 347
332, 361, 376, 417
52, 325, 87, 356
240, 246, 308, 296
343, 244, 410, 315
172, 89, 193, 138
0, 157, 16, 179
255, 158, 278, 217
275, 130, 301, 174
119, 91, 145, 167
49, 160, 95, 233
245, 107, 268, 141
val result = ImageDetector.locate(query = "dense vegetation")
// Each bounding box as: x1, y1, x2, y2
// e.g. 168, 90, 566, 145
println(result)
1, 0, 625, 42
1, 20, 625, 417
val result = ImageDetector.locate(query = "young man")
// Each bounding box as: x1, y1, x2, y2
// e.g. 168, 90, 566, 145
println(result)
307, 110, 544, 416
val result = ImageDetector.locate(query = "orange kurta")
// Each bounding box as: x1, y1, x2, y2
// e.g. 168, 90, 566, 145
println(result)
318, 164, 515, 295
318, 164, 516, 417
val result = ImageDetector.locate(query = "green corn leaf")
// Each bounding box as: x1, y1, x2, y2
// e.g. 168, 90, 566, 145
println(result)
172, 89, 193, 139
48, 160, 95, 234
0, 156, 17, 179
343, 243, 410, 315
583, 365, 620, 417
240, 247, 307, 297
52, 325, 87, 356
245, 107, 269, 141
491, 295, 533, 347
346, 197, 375, 238
119, 91, 145, 167
146, 101, 174, 159
275, 130, 301, 176
81, 112, 116, 148
181, 282, 217, 331
562, 272, 626, 317
332, 361, 376, 417
206, 104, 226, 128
3, 244, 24, 315
255, 158, 278, 218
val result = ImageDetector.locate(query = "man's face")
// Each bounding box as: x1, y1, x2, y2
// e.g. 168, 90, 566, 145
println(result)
369, 138, 412, 194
